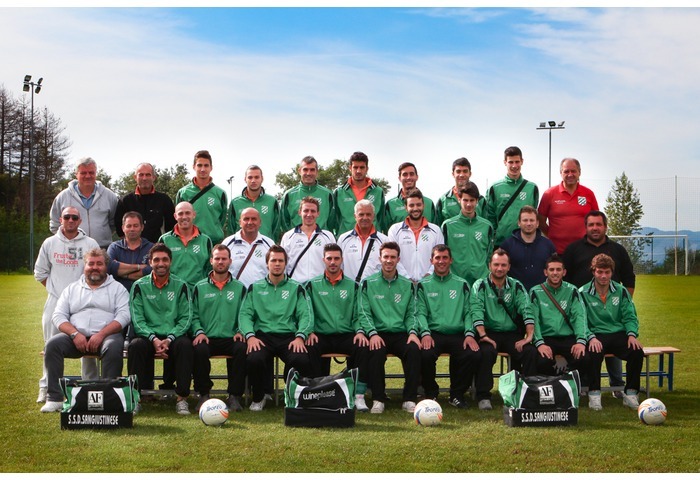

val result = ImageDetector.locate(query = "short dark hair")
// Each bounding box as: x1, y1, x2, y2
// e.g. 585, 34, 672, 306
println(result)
519, 205, 538, 219
398, 162, 417, 175
545, 253, 565, 269
211, 244, 231, 258
323, 243, 343, 256
504, 146, 523, 159
379, 241, 400, 257
194, 150, 212, 166
458, 182, 480, 200
585, 210, 608, 227
490, 247, 510, 264
121, 211, 144, 226
149, 243, 172, 261
246, 165, 263, 174
452, 157, 471, 172
403, 188, 424, 206
266, 244, 288, 264
431, 244, 451, 259
300, 156, 317, 167
591, 253, 615, 272
349, 151, 369, 165
299, 196, 320, 212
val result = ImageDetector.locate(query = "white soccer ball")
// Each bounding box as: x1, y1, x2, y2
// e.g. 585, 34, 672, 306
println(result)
638, 398, 667, 425
414, 399, 443, 426
199, 398, 229, 426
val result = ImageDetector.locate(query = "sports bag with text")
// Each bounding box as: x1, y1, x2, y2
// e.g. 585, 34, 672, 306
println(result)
284, 368, 357, 428
499, 369, 580, 410
59, 375, 140, 413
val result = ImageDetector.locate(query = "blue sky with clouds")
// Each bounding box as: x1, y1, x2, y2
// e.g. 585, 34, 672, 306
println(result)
2, 7, 699, 230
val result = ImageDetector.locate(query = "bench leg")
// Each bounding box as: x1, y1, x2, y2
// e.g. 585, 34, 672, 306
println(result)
668, 353, 674, 391
658, 354, 665, 389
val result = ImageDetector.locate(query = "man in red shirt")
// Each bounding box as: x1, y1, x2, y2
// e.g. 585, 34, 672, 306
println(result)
538, 158, 599, 254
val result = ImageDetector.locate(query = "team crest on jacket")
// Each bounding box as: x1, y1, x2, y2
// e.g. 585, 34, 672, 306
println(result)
339, 290, 348, 299
560, 300, 568, 310
313, 238, 322, 246
475, 231, 483, 241
193, 245, 201, 254
261, 206, 269, 214
421, 233, 429, 242
167, 291, 175, 301
449, 289, 457, 299
208, 197, 215, 206
518, 192, 527, 201
612, 297, 619, 306
367, 194, 375, 203
254, 249, 263, 258
577, 196, 587, 206
227, 291, 235, 301
281, 290, 290, 300
394, 294, 402, 303
503, 292, 512, 303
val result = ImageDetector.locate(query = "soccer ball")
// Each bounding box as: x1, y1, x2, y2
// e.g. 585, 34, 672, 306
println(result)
199, 398, 229, 426
414, 399, 443, 426
638, 398, 667, 425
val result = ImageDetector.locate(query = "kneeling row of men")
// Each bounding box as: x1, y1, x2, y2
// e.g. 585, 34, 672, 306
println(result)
41, 241, 643, 416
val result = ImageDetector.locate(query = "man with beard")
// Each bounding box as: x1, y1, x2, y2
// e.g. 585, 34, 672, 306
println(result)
382, 162, 437, 232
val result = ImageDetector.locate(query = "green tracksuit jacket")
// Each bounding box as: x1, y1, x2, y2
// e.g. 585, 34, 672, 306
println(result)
470, 275, 534, 333
441, 213, 493, 285
175, 181, 228, 244
435, 189, 486, 226
416, 272, 474, 337
485, 175, 539, 247
238, 275, 313, 340
130, 273, 191, 341
227, 187, 280, 241
529, 281, 588, 347
333, 180, 385, 235
280, 183, 336, 234
381, 190, 437, 233
158, 229, 213, 288
579, 280, 639, 339
357, 272, 418, 336
305, 273, 359, 335
190, 274, 247, 338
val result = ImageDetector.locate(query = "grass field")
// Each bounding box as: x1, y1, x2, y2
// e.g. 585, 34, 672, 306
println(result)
1, 274, 699, 473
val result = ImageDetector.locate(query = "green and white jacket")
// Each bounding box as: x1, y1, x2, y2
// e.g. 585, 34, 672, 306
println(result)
357, 272, 418, 337
579, 279, 639, 339
130, 273, 191, 341
529, 281, 588, 347
416, 272, 474, 337
190, 273, 247, 338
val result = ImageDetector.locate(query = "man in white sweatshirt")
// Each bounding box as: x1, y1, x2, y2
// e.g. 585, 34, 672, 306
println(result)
34, 206, 100, 403
40, 248, 131, 412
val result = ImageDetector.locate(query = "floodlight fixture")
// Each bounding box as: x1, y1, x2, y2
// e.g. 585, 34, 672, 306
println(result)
24, 74, 31, 83
548, 120, 556, 127
558, 121, 565, 127
539, 122, 546, 128
23, 84, 30, 92
536, 119, 566, 187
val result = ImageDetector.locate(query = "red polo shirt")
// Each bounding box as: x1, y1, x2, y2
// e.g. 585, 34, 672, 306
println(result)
538, 182, 599, 254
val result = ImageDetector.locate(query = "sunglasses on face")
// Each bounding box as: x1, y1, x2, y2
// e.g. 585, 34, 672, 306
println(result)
62, 214, 80, 221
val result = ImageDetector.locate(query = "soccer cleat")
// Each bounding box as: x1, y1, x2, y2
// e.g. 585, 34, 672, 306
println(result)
612, 390, 623, 399
355, 395, 369, 412
370, 400, 385, 414
449, 396, 468, 409
195, 394, 210, 413
40, 401, 63, 413
622, 390, 640, 409
402, 401, 416, 413
36, 387, 47, 403
227, 395, 243, 412
249, 396, 267, 412
175, 398, 191, 415
588, 391, 603, 410
478, 399, 493, 411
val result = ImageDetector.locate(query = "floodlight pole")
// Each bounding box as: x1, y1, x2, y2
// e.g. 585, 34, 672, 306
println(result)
227, 175, 235, 201
536, 121, 566, 187
23, 75, 43, 270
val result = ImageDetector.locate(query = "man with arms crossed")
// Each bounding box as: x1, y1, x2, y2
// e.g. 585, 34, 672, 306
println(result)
107, 211, 153, 292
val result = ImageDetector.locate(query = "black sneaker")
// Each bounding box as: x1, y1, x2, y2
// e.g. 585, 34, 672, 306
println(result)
449, 396, 468, 409
227, 395, 243, 412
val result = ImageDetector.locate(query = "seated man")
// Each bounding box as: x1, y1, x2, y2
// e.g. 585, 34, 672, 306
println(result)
238, 245, 314, 412
41, 248, 130, 412
416, 244, 481, 408
305, 243, 370, 411
470, 248, 537, 410
128, 243, 194, 415
191, 244, 247, 412
358, 242, 421, 414
580, 253, 644, 410
529, 254, 589, 380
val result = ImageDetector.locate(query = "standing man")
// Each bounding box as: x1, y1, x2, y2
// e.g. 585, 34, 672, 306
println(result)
40, 248, 131, 412
107, 211, 154, 292
129, 243, 194, 415
338, 200, 405, 283
34, 207, 100, 403
529, 254, 589, 380
280, 196, 336, 284
580, 254, 643, 410
227, 165, 280, 241
191, 244, 247, 413
49, 157, 119, 249
238, 245, 314, 412
538, 158, 599, 254
222, 207, 275, 288
441, 183, 494, 285
436, 157, 486, 226
499, 206, 556, 292
562, 210, 636, 396
382, 162, 437, 232
470, 249, 538, 410
485, 146, 540, 248
115, 162, 176, 243
387, 188, 444, 282
158, 202, 212, 289
175, 150, 228, 245
416, 245, 481, 408
357, 242, 421, 414
280, 156, 335, 234
334, 151, 385, 235
305, 243, 371, 411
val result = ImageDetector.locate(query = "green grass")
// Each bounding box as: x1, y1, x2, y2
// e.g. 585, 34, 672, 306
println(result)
2, 274, 699, 473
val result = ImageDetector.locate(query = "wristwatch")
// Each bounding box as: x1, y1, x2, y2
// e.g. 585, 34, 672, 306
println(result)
70, 331, 79, 340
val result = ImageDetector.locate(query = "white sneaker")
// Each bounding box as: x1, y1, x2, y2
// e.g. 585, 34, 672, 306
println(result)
588, 391, 603, 410
40, 401, 63, 413
250, 397, 267, 412
402, 401, 416, 413
370, 400, 385, 414
175, 399, 190, 415
478, 399, 493, 411
133, 403, 142, 415
36, 387, 47, 403
622, 390, 639, 409
355, 395, 369, 412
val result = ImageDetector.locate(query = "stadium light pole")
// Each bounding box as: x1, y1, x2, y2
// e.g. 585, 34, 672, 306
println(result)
536, 120, 565, 187
23, 74, 43, 270
226, 175, 235, 200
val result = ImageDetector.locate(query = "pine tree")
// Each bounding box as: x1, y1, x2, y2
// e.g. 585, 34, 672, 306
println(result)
604, 172, 645, 265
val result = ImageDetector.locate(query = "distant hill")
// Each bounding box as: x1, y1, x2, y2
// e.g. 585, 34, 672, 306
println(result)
624, 227, 700, 265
